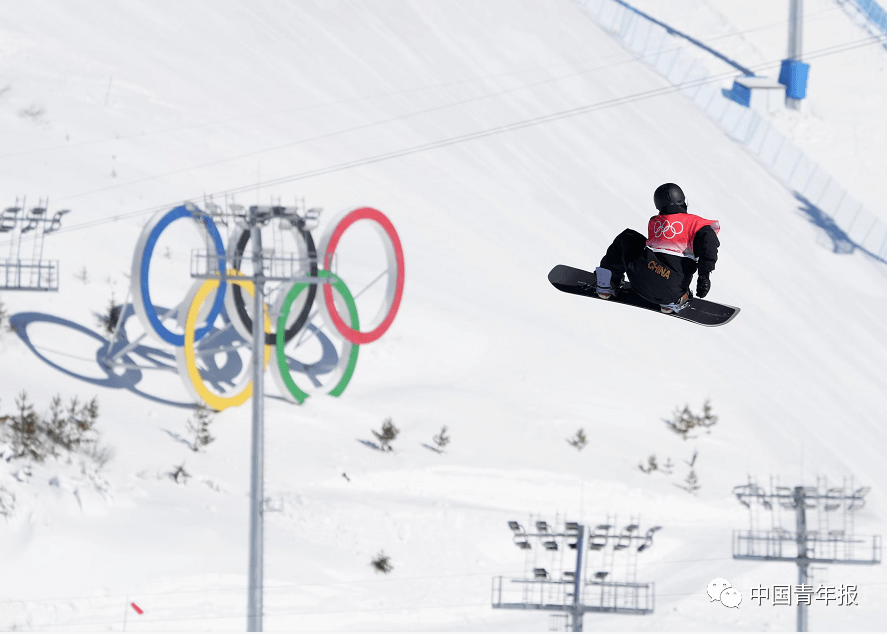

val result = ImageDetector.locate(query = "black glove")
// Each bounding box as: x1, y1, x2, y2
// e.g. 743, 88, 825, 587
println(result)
696, 275, 711, 298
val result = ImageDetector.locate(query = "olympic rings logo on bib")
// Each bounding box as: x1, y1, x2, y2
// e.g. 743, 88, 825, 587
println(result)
652, 219, 683, 240
130, 203, 404, 410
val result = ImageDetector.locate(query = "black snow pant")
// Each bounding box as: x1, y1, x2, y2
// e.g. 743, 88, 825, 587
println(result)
599, 229, 646, 281
599, 229, 693, 305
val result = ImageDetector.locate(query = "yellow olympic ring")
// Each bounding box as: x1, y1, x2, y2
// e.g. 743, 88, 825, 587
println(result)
182, 272, 271, 411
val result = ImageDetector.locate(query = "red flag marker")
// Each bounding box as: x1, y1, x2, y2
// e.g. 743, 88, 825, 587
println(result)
131, 603, 143, 615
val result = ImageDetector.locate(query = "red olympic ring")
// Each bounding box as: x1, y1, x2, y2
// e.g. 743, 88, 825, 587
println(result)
322, 207, 404, 345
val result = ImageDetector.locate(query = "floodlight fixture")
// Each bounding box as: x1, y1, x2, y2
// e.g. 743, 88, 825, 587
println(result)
589, 526, 610, 550
638, 528, 661, 552
849, 487, 870, 511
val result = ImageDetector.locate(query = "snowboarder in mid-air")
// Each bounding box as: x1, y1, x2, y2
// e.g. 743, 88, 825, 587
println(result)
595, 183, 720, 313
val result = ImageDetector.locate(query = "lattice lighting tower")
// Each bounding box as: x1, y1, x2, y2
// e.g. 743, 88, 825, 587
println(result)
492, 514, 660, 632
732, 477, 881, 632
0, 197, 70, 291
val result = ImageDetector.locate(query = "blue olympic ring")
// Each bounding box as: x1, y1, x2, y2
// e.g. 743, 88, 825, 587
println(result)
139, 205, 227, 346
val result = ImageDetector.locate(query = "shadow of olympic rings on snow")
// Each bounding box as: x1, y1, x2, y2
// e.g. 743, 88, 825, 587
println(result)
10, 309, 192, 408
10, 303, 341, 409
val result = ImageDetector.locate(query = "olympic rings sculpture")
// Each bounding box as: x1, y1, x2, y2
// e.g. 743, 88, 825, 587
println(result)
129, 203, 404, 411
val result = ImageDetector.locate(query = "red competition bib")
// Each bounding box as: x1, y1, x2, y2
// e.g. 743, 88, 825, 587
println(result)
646, 213, 720, 259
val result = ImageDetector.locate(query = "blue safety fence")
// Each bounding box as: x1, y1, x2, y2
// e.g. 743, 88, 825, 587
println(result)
846, 0, 887, 40
577, 0, 887, 262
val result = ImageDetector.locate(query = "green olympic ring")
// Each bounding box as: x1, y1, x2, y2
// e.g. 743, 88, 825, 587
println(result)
275, 270, 360, 404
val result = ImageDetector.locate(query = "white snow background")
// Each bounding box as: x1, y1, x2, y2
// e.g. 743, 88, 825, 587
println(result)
0, 0, 886, 630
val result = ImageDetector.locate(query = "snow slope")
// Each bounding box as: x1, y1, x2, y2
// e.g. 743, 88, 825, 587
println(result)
0, 0, 885, 630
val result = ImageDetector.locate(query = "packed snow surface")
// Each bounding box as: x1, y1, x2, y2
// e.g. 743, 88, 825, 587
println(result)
0, 0, 885, 630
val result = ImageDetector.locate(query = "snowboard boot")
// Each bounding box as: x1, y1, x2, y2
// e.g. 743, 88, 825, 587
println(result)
594, 267, 622, 299
660, 291, 690, 314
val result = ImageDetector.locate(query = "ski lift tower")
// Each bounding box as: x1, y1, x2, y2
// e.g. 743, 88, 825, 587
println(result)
732, 477, 881, 632
492, 514, 660, 632
0, 197, 70, 291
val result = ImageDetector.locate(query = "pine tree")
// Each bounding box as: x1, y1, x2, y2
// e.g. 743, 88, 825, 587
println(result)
664, 401, 718, 440
432, 425, 450, 452
638, 454, 658, 474
46, 395, 72, 453
9, 391, 45, 461
172, 462, 191, 484
697, 400, 718, 432
371, 551, 393, 574
568, 428, 588, 451
45, 395, 99, 454
96, 294, 120, 335
665, 405, 696, 440
186, 401, 216, 451
681, 469, 701, 494
372, 418, 399, 452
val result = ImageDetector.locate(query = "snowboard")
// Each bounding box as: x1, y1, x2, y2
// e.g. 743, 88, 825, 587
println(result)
548, 264, 740, 327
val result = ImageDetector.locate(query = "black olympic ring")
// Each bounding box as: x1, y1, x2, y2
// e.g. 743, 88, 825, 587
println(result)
228, 219, 318, 346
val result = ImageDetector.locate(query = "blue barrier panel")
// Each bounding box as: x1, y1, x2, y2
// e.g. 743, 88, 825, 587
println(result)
728, 81, 752, 107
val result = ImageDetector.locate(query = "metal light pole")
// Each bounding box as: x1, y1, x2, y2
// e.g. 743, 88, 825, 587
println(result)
187, 202, 333, 631
247, 210, 265, 632
570, 525, 587, 632
794, 487, 809, 632
787, 0, 804, 110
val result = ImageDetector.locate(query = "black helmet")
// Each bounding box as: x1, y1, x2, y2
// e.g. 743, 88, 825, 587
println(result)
653, 183, 687, 213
